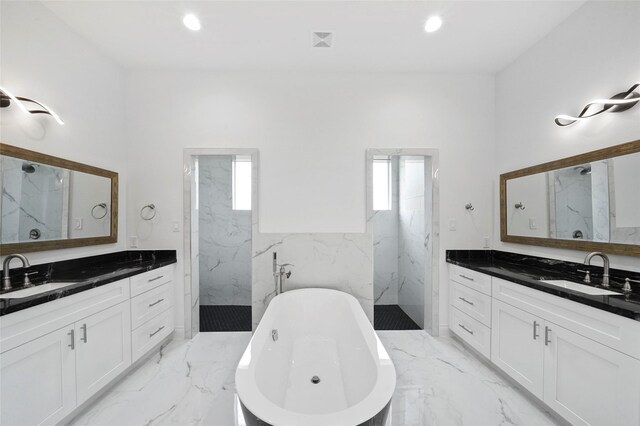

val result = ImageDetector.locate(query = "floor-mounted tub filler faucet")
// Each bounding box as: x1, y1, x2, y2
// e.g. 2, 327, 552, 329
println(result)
272, 252, 292, 295
2, 254, 31, 291
584, 252, 610, 288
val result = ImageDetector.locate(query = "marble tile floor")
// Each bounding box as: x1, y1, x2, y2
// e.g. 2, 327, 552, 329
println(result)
67, 331, 560, 426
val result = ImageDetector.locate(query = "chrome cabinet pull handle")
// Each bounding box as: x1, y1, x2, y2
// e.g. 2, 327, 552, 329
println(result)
149, 326, 165, 338
149, 298, 165, 307
81, 323, 88, 343
458, 297, 475, 306
544, 326, 551, 346
533, 321, 539, 340
459, 274, 475, 282
148, 275, 164, 283
458, 323, 474, 335
68, 329, 75, 349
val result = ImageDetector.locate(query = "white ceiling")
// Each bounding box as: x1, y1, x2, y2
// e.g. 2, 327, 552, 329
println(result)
41, 0, 586, 72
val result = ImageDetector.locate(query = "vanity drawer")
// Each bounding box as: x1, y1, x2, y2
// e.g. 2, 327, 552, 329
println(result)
131, 309, 174, 362
450, 307, 491, 359
450, 281, 492, 327
130, 283, 173, 330
449, 265, 492, 296
130, 265, 174, 297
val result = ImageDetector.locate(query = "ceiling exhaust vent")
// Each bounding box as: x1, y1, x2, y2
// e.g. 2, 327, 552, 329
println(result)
312, 31, 333, 48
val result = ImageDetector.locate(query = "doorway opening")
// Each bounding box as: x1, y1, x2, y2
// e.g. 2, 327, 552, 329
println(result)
183, 149, 257, 336
367, 150, 439, 334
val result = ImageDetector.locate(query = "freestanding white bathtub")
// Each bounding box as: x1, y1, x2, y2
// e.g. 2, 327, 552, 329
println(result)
235, 288, 396, 426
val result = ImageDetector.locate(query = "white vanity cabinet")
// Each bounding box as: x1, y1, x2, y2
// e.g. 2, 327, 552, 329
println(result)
0, 325, 77, 426
449, 264, 640, 426
0, 280, 131, 426
75, 301, 132, 405
449, 265, 492, 358
544, 322, 640, 426
491, 277, 640, 426
491, 299, 544, 398
0, 264, 176, 425
129, 265, 175, 363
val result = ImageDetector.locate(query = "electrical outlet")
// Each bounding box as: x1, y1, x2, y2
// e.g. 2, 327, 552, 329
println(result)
483, 237, 490, 248
129, 236, 138, 248
172, 221, 180, 232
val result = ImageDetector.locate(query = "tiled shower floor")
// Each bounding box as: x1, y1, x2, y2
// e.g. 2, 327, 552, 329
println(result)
200, 305, 252, 332
374, 305, 421, 330
68, 331, 560, 426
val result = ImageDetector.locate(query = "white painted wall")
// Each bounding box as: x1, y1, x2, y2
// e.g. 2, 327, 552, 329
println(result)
0, 1, 127, 265
612, 154, 640, 228
506, 173, 550, 238
68, 172, 112, 239
495, 1, 640, 271
125, 72, 496, 333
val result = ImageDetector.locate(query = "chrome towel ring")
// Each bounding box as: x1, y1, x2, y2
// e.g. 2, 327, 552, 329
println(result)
91, 203, 108, 219
140, 204, 156, 220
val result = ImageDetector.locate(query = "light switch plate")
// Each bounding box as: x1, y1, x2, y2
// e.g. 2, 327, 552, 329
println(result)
74, 218, 83, 230
529, 218, 538, 230
172, 221, 180, 232
448, 219, 457, 231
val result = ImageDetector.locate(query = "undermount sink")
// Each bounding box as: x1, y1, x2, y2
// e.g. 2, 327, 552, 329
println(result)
0, 282, 79, 299
539, 280, 620, 296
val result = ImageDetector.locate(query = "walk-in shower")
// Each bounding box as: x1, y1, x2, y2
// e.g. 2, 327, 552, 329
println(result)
369, 150, 438, 334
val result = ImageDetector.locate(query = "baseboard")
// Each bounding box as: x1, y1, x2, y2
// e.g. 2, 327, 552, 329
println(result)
439, 324, 450, 337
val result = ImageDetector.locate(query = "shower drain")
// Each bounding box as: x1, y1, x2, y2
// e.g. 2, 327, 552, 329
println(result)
311, 376, 321, 384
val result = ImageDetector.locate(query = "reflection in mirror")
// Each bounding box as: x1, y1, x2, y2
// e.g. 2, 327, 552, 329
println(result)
504, 147, 640, 248
0, 144, 117, 254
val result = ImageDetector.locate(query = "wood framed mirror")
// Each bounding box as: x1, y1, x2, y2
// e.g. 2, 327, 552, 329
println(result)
500, 139, 640, 257
1, 143, 118, 254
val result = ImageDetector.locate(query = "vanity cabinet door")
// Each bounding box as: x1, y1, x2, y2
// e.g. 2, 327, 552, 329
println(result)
75, 301, 132, 405
491, 299, 544, 398
544, 323, 640, 426
0, 325, 77, 426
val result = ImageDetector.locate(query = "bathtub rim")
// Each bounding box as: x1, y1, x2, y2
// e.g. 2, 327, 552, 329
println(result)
235, 288, 396, 426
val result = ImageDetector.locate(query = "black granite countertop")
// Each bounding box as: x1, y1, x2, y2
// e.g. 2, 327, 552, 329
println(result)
446, 250, 640, 322
0, 250, 177, 316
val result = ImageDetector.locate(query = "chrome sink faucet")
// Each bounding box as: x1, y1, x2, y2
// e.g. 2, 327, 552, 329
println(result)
2, 254, 31, 291
584, 252, 610, 288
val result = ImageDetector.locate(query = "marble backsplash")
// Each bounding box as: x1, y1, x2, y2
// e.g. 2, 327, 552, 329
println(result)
198, 157, 251, 306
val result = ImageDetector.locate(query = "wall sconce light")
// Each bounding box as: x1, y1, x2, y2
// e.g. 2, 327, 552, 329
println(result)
514, 202, 526, 210
555, 82, 639, 127
465, 203, 474, 211
0, 86, 64, 125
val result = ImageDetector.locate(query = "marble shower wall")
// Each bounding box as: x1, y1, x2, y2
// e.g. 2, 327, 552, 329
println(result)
1, 156, 68, 243
398, 157, 425, 328
552, 167, 594, 240
198, 157, 251, 306
373, 157, 399, 305
252, 232, 373, 330
590, 161, 610, 243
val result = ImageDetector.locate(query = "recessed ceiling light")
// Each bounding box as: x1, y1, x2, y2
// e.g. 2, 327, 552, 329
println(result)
424, 16, 442, 33
183, 14, 201, 31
